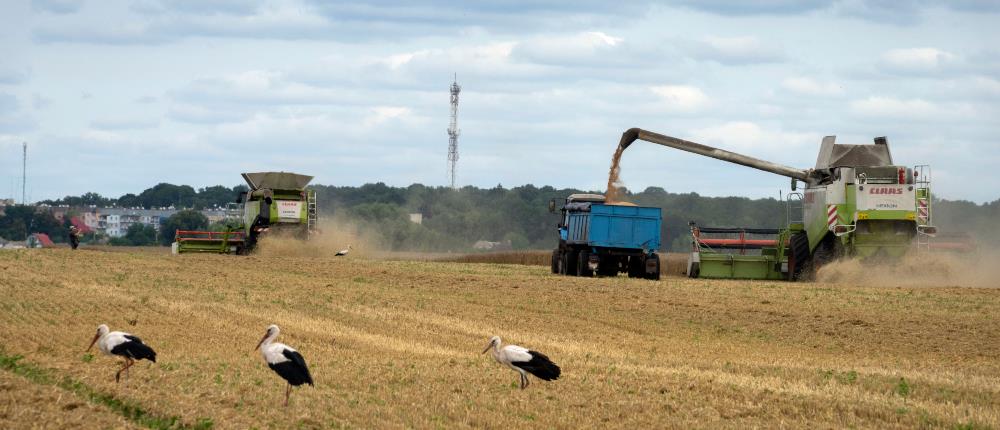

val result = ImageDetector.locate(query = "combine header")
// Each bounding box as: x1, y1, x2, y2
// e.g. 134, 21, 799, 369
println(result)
615, 128, 936, 280
173, 171, 317, 254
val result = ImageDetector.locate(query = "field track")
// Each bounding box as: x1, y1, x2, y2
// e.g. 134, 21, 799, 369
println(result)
1, 248, 998, 429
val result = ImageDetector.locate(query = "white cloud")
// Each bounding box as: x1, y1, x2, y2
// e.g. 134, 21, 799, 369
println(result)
781, 77, 844, 96
689, 36, 784, 65
850, 96, 940, 118
649, 85, 710, 111
689, 121, 814, 154
512, 31, 626, 66
364, 106, 413, 127
880, 47, 959, 73
89, 118, 160, 130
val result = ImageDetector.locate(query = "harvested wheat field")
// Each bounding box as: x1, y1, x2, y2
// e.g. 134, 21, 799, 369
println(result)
1, 248, 998, 429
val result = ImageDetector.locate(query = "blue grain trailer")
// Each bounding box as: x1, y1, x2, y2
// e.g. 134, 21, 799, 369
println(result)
549, 194, 662, 280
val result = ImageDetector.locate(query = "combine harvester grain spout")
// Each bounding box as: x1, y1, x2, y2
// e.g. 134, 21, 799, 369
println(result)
616, 128, 938, 280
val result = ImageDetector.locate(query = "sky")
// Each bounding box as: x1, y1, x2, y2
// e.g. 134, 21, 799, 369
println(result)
1, 0, 998, 203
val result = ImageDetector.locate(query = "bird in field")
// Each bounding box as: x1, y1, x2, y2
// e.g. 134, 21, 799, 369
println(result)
86, 324, 157, 383
255, 324, 313, 406
335, 244, 352, 256
482, 336, 560, 389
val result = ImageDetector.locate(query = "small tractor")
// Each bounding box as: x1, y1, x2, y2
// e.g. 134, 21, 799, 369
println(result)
173, 172, 318, 254
549, 193, 662, 280
615, 128, 936, 280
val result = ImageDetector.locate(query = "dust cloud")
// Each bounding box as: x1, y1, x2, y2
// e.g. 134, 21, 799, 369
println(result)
254, 218, 381, 258
816, 251, 1000, 288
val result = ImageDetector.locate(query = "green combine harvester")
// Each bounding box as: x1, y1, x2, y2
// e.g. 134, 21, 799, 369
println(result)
173, 172, 318, 254
616, 128, 937, 280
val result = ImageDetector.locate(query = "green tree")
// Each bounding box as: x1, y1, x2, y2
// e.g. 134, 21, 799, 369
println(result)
159, 210, 208, 245
0, 205, 67, 242
138, 183, 197, 209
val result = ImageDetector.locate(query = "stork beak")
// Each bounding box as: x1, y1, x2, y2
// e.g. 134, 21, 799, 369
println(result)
481, 343, 492, 354
254, 334, 267, 352
86, 333, 99, 352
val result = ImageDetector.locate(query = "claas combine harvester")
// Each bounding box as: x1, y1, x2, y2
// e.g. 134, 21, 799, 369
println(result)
616, 128, 942, 280
173, 172, 317, 254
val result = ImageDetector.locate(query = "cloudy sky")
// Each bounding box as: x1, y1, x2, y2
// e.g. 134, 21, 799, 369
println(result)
1, 0, 998, 203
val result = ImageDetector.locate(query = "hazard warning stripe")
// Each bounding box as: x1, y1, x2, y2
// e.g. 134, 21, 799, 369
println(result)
827, 204, 839, 230
917, 198, 929, 223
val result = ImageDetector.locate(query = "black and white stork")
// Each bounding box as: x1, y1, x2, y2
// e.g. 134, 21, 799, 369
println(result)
255, 324, 313, 406
334, 244, 351, 256
482, 336, 560, 389
86, 324, 157, 383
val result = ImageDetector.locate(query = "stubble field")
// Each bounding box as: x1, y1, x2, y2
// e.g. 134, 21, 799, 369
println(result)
1, 248, 998, 429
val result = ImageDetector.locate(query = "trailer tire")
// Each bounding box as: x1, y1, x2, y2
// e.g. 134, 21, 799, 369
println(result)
626, 256, 642, 278
645, 253, 661, 280
550, 250, 560, 274
562, 250, 578, 276
577, 251, 594, 277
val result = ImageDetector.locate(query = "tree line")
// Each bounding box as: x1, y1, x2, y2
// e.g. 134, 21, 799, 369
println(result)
6, 182, 999, 251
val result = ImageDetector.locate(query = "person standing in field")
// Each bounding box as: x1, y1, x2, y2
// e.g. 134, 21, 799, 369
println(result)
69, 225, 81, 250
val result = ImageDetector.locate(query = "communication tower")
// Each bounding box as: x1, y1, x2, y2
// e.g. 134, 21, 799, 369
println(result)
447, 75, 461, 188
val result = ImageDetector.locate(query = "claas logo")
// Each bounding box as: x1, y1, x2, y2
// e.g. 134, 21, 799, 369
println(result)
869, 187, 903, 195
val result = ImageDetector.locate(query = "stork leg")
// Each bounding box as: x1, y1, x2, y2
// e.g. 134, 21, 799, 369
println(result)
284, 384, 291, 407
116, 358, 135, 383
519, 371, 529, 389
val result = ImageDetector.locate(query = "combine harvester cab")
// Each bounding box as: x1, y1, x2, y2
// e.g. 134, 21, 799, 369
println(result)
615, 128, 936, 280
174, 171, 318, 254
549, 194, 662, 280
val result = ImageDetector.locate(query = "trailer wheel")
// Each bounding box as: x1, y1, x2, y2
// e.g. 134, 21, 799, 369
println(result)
577, 251, 593, 277
550, 250, 560, 274
625, 256, 641, 278
788, 232, 811, 281
644, 253, 661, 280
561, 250, 578, 276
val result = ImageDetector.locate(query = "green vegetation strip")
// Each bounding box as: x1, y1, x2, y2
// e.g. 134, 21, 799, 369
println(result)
0, 350, 214, 430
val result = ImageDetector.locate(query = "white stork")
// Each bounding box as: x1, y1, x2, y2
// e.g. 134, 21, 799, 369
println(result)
86, 324, 157, 383
482, 336, 561, 389
335, 244, 352, 257
255, 324, 313, 406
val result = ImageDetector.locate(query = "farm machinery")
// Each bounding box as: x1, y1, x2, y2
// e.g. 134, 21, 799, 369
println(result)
173, 172, 318, 254
549, 194, 663, 280
615, 128, 937, 280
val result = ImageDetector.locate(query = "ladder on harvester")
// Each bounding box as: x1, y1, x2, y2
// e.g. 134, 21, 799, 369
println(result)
914, 165, 933, 252
306, 190, 318, 232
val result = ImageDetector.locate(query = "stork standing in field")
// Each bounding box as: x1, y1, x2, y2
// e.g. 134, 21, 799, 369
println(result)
482, 336, 560, 389
335, 244, 352, 256
86, 324, 157, 383
255, 324, 313, 406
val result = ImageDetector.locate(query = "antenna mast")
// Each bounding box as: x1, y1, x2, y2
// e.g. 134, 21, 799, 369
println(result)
21, 142, 26, 205
447, 74, 461, 189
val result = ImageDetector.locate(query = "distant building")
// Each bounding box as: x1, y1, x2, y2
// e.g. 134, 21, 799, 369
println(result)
409, 213, 423, 224
97, 208, 178, 238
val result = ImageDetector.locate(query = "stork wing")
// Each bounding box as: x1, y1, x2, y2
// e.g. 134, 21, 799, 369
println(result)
281, 348, 314, 385
502, 345, 533, 363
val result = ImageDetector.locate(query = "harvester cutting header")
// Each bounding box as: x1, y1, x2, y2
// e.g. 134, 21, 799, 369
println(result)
173, 171, 318, 254
616, 128, 936, 280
